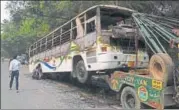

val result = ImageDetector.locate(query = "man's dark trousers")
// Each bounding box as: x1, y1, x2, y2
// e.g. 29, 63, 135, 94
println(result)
9, 70, 19, 90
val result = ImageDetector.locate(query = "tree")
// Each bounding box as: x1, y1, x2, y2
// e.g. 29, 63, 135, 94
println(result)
1, 1, 179, 57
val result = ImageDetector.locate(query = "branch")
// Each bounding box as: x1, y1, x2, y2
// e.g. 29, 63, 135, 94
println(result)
14, 10, 70, 20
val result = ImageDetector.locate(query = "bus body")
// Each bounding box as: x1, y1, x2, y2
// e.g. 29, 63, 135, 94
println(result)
28, 5, 149, 83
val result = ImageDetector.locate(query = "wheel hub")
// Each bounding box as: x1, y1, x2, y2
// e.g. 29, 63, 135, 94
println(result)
127, 94, 135, 108
79, 67, 85, 77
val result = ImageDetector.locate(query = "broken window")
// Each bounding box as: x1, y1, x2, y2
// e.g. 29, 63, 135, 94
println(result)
53, 28, 61, 46
61, 22, 71, 44
101, 15, 120, 30
87, 20, 95, 34
72, 28, 77, 40
47, 35, 52, 49
37, 41, 41, 53
86, 8, 96, 20
41, 38, 46, 52
61, 31, 70, 44
86, 9, 96, 34
100, 8, 132, 30
54, 36, 61, 46
71, 20, 77, 40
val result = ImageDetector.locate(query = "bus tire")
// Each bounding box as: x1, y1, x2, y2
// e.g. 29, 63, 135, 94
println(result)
121, 86, 141, 109
36, 66, 43, 80
76, 60, 91, 84
37, 70, 43, 80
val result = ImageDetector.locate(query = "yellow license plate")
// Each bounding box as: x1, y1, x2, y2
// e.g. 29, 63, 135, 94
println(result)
152, 80, 163, 90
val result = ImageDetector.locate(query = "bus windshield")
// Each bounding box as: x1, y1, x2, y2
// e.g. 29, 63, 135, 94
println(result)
100, 7, 133, 30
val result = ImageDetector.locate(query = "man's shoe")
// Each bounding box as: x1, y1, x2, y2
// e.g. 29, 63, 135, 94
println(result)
9, 88, 12, 90
16, 90, 19, 93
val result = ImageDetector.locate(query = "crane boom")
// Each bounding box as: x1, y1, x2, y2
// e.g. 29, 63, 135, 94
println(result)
132, 13, 179, 65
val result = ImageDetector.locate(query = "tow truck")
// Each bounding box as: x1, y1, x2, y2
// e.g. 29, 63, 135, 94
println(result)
104, 13, 179, 109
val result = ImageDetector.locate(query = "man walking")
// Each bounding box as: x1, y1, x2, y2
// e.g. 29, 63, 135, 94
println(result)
9, 55, 21, 93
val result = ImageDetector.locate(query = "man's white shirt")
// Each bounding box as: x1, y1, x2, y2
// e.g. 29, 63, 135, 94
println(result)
9, 59, 21, 71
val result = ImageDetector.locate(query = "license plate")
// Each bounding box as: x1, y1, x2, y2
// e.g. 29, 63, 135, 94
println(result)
152, 80, 163, 90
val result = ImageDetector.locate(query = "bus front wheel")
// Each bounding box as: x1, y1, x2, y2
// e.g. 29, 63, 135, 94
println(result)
76, 60, 91, 84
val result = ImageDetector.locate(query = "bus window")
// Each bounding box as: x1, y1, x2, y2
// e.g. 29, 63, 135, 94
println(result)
101, 15, 119, 30
72, 28, 77, 40
47, 36, 52, 49
100, 8, 132, 30
86, 20, 95, 34
41, 38, 46, 52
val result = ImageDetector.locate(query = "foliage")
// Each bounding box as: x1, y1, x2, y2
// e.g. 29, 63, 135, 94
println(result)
1, 1, 179, 57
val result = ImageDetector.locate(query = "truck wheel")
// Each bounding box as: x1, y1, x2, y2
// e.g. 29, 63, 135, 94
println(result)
121, 86, 141, 109
76, 60, 91, 84
149, 53, 174, 85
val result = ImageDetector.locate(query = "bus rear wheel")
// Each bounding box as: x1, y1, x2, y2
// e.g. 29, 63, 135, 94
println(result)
36, 69, 43, 80
32, 69, 43, 80
76, 60, 91, 84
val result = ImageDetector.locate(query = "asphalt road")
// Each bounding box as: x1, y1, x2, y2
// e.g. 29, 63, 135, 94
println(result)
1, 60, 121, 109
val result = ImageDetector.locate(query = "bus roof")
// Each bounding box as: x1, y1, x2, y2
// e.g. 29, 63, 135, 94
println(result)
29, 5, 136, 48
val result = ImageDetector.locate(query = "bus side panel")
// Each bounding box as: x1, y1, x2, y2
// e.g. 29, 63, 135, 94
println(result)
29, 41, 90, 74
40, 56, 72, 73
29, 56, 39, 73
31, 51, 88, 73
29, 54, 73, 73
29, 62, 34, 73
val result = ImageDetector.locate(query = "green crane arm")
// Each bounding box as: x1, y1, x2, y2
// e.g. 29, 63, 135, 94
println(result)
132, 13, 179, 94
132, 13, 179, 55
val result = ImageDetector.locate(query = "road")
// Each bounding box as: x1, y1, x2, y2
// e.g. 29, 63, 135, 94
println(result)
1, 60, 121, 109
